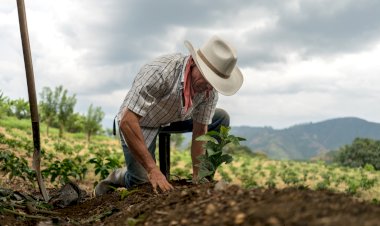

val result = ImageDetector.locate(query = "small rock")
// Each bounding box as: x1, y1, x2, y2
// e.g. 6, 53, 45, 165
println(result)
214, 180, 229, 191
229, 200, 237, 207
235, 212, 246, 224
205, 203, 217, 215
236, 189, 245, 196
37, 220, 54, 226
170, 220, 179, 225
180, 190, 188, 196
180, 218, 189, 224
266, 216, 281, 226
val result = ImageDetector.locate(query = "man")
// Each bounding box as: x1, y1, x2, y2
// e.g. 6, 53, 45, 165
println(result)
95, 35, 244, 195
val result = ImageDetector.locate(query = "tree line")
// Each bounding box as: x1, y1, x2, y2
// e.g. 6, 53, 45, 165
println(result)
0, 86, 104, 142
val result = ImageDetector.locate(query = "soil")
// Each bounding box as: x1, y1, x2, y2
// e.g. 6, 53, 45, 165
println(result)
1, 180, 380, 226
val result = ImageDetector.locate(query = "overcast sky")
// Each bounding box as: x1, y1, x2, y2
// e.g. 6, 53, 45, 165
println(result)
1, 0, 380, 129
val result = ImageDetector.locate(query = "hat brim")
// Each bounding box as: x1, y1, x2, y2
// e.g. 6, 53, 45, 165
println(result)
184, 40, 243, 96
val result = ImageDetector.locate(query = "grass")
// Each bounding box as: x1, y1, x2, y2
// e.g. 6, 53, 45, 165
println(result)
0, 116, 32, 131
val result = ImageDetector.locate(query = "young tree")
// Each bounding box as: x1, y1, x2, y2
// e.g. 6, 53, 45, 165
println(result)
10, 98, 30, 119
0, 91, 11, 118
39, 87, 59, 136
39, 86, 77, 137
66, 112, 85, 133
83, 104, 104, 142
57, 87, 76, 138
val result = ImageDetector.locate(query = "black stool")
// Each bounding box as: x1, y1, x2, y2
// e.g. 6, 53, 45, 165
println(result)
158, 133, 171, 179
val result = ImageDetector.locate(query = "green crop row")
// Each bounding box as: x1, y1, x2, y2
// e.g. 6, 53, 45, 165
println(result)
1, 122, 380, 203
170, 148, 380, 202
0, 127, 123, 187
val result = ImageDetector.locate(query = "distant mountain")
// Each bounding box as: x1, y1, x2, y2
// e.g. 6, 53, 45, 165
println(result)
231, 117, 380, 160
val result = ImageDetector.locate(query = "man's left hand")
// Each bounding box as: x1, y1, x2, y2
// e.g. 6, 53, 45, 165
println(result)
147, 167, 174, 193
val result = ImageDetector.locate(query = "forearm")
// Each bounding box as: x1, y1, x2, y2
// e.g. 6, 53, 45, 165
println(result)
191, 121, 207, 178
191, 138, 205, 178
120, 111, 157, 173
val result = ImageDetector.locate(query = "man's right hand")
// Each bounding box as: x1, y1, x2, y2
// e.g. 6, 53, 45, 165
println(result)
147, 167, 174, 193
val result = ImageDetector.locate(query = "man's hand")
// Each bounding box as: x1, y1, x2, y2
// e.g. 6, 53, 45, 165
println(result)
147, 167, 174, 193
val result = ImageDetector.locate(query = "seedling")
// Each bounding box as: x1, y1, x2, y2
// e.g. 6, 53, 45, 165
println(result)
196, 126, 246, 181
119, 188, 139, 200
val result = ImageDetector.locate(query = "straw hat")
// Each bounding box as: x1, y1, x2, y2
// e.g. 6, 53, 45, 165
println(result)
184, 35, 244, 96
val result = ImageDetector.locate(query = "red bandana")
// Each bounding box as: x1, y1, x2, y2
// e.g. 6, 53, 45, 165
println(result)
183, 57, 195, 113
183, 56, 211, 113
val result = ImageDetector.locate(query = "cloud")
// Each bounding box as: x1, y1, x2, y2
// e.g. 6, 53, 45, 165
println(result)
1, 0, 380, 129
226, 0, 380, 67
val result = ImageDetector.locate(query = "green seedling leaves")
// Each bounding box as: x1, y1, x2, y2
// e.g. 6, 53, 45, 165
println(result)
195, 126, 246, 181
195, 135, 218, 144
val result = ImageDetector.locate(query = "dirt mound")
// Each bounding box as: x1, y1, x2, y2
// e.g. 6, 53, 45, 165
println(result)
2, 180, 380, 226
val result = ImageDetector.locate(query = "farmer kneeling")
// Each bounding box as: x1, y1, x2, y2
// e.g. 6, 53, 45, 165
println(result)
94, 35, 244, 195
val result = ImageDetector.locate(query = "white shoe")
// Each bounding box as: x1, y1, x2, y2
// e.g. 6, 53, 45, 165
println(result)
94, 167, 127, 196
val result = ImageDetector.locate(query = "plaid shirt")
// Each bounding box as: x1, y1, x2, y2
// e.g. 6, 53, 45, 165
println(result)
117, 53, 218, 147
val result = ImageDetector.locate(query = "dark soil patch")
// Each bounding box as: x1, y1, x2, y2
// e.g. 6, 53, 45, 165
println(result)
1, 180, 380, 226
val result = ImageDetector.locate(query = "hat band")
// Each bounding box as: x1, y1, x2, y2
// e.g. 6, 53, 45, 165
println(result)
197, 50, 229, 79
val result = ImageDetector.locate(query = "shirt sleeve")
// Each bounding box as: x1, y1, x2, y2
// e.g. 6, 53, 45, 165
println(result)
192, 89, 219, 125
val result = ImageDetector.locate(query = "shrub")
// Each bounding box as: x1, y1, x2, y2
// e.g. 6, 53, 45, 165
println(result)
334, 138, 380, 170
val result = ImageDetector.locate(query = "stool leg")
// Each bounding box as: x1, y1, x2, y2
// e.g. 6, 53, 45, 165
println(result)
159, 133, 170, 179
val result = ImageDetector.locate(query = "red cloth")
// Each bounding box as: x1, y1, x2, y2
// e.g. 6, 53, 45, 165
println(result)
183, 57, 195, 113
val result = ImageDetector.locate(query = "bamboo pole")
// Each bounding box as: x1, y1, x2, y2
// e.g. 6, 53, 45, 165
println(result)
16, 0, 49, 201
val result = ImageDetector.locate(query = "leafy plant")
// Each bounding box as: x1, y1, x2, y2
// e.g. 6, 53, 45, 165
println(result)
42, 156, 88, 184
346, 179, 360, 195
126, 214, 146, 226
265, 177, 276, 189
195, 126, 246, 181
171, 168, 192, 180
0, 150, 35, 183
218, 168, 233, 183
53, 141, 73, 155
359, 170, 377, 190
316, 181, 329, 190
88, 154, 122, 180
279, 168, 300, 186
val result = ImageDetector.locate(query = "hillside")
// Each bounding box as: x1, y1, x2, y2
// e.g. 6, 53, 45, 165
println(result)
231, 117, 380, 160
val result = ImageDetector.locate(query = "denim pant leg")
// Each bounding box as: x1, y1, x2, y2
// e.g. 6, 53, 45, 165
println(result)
208, 108, 230, 132
120, 133, 157, 188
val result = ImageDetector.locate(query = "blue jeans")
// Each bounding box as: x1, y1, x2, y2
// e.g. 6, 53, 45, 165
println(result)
120, 108, 230, 188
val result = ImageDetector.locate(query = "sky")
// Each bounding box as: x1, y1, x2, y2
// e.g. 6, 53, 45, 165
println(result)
1, 0, 380, 129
